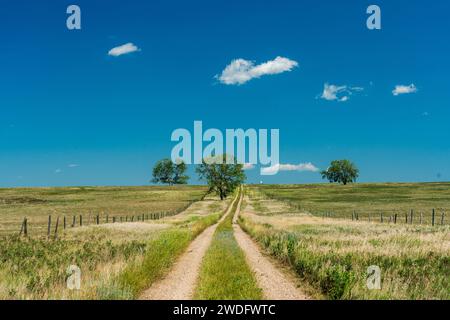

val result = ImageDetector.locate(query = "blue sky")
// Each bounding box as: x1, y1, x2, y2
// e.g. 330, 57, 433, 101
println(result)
1, 0, 449, 187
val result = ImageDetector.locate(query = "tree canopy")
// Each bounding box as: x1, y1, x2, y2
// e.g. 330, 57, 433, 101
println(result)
152, 159, 189, 185
321, 159, 359, 185
196, 155, 246, 200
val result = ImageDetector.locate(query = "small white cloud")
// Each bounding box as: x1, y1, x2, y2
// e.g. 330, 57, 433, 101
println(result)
392, 84, 417, 96
320, 83, 363, 102
108, 43, 140, 57
217, 56, 298, 85
422, 111, 429, 117
260, 162, 319, 175
68, 164, 79, 168
54, 169, 62, 174
243, 163, 255, 170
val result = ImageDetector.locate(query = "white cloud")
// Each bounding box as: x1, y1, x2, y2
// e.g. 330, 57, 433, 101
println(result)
260, 162, 319, 175
320, 83, 363, 102
108, 43, 140, 57
217, 56, 298, 85
54, 169, 62, 174
392, 84, 417, 96
243, 163, 255, 170
68, 164, 79, 168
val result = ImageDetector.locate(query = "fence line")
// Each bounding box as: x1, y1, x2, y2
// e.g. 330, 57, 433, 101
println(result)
311, 206, 445, 226
18, 199, 198, 238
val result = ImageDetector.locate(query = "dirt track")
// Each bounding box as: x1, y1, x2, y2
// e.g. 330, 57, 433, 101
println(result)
233, 192, 309, 300
139, 194, 238, 300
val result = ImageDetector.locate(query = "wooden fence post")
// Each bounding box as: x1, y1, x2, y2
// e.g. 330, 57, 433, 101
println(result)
441, 212, 445, 226
113, 216, 116, 223
380, 213, 383, 223
20, 217, 28, 236
54, 216, 60, 238
72, 215, 76, 227
63, 216, 66, 230
420, 212, 423, 225
405, 213, 408, 224
410, 209, 414, 224
394, 214, 397, 224
106, 214, 109, 223
47, 215, 52, 237
96, 214, 99, 225
432, 209, 435, 226
80, 215, 83, 227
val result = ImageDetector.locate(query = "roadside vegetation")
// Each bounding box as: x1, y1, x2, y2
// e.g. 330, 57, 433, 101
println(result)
257, 183, 450, 225
0, 188, 227, 299
194, 191, 262, 300
0, 186, 206, 236
241, 186, 450, 300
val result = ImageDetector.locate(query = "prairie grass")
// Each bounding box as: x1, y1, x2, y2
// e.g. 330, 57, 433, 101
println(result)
240, 187, 450, 300
194, 192, 262, 300
0, 188, 227, 300
256, 183, 450, 225
0, 186, 207, 235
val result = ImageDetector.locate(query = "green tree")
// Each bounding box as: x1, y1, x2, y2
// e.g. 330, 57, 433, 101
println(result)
321, 159, 359, 185
196, 155, 246, 200
173, 161, 189, 185
152, 159, 189, 185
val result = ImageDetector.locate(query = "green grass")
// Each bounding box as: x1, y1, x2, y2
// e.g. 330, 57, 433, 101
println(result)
112, 212, 223, 299
0, 186, 207, 235
194, 193, 263, 300
0, 187, 227, 299
256, 183, 450, 225
240, 186, 450, 300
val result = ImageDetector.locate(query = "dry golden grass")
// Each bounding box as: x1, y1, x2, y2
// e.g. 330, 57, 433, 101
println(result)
240, 187, 450, 299
0, 186, 206, 235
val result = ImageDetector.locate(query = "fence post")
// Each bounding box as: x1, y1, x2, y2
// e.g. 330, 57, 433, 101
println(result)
432, 209, 435, 226
142, 213, 144, 221
54, 216, 60, 238
405, 213, 408, 224
20, 217, 28, 236
96, 214, 99, 225
106, 214, 109, 223
410, 209, 414, 224
394, 214, 397, 224
380, 213, 383, 223
368, 213, 371, 222
47, 215, 52, 237
72, 215, 76, 227
441, 212, 445, 226
80, 215, 83, 227
63, 216, 66, 230
420, 212, 423, 225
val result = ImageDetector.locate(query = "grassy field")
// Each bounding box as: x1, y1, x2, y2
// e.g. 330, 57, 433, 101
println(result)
241, 185, 450, 299
194, 191, 262, 300
256, 183, 450, 225
0, 186, 232, 299
0, 186, 206, 235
